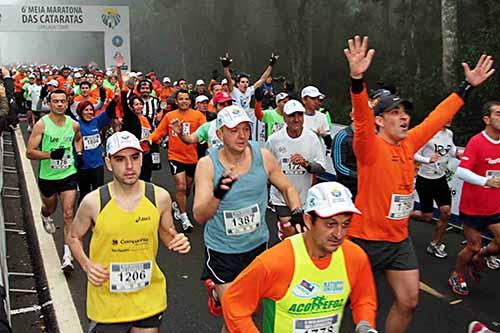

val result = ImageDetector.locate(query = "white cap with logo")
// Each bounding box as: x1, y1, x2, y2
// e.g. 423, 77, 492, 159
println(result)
47, 80, 59, 87
216, 105, 253, 129
301, 85, 325, 99
196, 79, 205, 86
106, 131, 143, 157
195, 95, 209, 104
275, 92, 289, 104
163, 76, 171, 83
305, 182, 361, 218
283, 99, 305, 115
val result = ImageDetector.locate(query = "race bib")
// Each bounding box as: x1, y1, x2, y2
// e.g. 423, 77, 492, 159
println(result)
486, 170, 500, 178
223, 204, 261, 236
293, 314, 339, 333
182, 122, 191, 136
83, 134, 101, 150
50, 154, 71, 169
141, 127, 150, 140
281, 157, 306, 175
109, 261, 152, 293
271, 123, 284, 134
152, 152, 161, 164
388, 192, 414, 220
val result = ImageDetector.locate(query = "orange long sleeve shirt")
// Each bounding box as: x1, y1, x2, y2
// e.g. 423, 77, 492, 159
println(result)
221, 238, 377, 333
348, 87, 464, 242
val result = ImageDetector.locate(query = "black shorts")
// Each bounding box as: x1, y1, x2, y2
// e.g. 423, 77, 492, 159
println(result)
415, 175, 451, 213
350, 237, 418, 273
202, 242, 267, 284
88, 311, 164, 333
38, 173, 78, 198
274, 205, 291, 218
460, 212, 500, 233
168, 160, 196, 178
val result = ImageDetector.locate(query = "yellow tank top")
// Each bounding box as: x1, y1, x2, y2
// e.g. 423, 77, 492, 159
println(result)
263, 234, 351, 333
87, 182, 167, 323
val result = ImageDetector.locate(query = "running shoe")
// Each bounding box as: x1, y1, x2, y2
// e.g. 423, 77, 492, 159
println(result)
426, 242, 448, 258
41, 213, 56, 234
448, 272, 469, 296
467, 259, 482, 282
485, 255, 500, 270
172, 201, 181, 221
468, 321, 490, 333
61, 255, 74, 273
204, 279, 222, 316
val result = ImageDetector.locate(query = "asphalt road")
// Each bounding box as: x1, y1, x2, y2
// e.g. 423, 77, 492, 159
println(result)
19, 123, 500, 333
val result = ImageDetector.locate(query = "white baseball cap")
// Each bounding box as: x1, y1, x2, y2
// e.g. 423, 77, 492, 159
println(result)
106, 131, 143, 157
196, 79, 205, 86
275, 92, 289, 104
283, 99, 305, 115
216, 105, 253, 129
163, 76, 171, 83
301, 85, 325, 99
305, 182, 361, 218
74, 72, 82, 79
47, 80, 59, 87
221, 78, 228, 85
195, 95, 209, 104
129, 71, 137, 78
136, 71, 144, 77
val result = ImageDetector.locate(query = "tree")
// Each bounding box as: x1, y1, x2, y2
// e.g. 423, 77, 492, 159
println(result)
441, 0, 458, 89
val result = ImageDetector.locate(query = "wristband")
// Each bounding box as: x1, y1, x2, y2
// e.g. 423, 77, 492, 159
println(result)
455, 80, 474, 100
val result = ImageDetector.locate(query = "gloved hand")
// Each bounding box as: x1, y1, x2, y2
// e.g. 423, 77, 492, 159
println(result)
40, 85, 48, 99
269, 53, 279, 66
254, 87, 264, 102
213, 172, 237, 200
99, 87, 107, 101
356, 321, 378, 333
219, 53, 233, 68
50, 148, 65, 160
290, 208, 305, 229
76, 153, 84, 169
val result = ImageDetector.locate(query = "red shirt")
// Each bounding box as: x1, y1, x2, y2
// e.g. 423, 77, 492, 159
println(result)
459, 131, 500, 216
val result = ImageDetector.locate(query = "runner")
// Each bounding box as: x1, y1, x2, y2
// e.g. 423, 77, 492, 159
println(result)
332, 110, 358, 197
301, 86, 331, 146
266, 99, 326, 239
221, 52, 278, 140
222, 182, 377, 333
412, 123, 462, 258
148, 89, 206, 232
159, 77, 174, 103
76, 90, 118, 202
24, 74, 43, 131
448, 101, 500, 296
68, 131, 191, 333
26, 89, 83, 273
255, 89, 289, 139
138, 79, 162, 170
343, 35, 494, 332
192, 105, 302, 331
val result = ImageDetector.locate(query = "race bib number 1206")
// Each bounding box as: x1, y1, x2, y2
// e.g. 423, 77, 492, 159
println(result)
109, 261, 152, 293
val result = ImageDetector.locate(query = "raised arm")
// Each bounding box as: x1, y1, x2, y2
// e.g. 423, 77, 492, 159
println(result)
220, 53, 234, 93
253, 53, 279, 89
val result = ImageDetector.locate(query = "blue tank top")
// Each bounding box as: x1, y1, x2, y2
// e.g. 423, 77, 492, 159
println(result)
204, 141, 269, 253
78, 111, 111, 169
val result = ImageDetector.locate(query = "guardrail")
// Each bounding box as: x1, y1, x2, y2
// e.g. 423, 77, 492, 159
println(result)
0, 133, 11, 327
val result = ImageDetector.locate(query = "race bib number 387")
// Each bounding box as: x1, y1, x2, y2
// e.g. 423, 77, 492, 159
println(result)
223, 204, 261, 236
109, 261, 152, 293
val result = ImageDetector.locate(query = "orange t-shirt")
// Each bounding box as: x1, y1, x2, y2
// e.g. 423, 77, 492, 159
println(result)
159, 87, 174, 103
221, 238, 377, 332
74, 95, 98, 105
149, 108, 206, 164
348, 87, 464, 242
15, 74, 25, 92
90, 87, 114, 115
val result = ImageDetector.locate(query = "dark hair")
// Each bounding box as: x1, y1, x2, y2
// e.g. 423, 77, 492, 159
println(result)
48, 89, 68, 101
482, 101, 500, 117
128, 95, 144, 108
237, 73, 250, 83
76, 100, 94, 118
175, 89, 190, 100
138, 79, 152, 90
79, 81, 91, 89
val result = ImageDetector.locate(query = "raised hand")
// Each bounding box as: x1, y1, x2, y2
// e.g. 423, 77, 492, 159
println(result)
269, 53, 279, 66
463, 54, 495, 87
169, 118, 183, 136
220, 52, 233, 68
114, 52, 125, 68
343, 36, 376, 79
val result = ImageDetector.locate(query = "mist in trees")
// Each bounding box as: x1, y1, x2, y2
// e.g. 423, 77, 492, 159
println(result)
4, 0, 500, 143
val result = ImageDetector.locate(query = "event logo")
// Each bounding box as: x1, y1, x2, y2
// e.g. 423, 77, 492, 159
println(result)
102, 8, 121, 29
112, 35, 123, 47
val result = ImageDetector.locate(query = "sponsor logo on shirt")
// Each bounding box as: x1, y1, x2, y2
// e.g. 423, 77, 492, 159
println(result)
323, 280, 345, 294
135, 216, 151, 223
287, 296, 345, 315
486, 158, 500, 164
292, 279, 320, 298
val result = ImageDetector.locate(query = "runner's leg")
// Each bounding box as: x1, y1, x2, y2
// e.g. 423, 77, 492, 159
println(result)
173, 172, 187, 214
385, 269, 419, 333
431, 205, 451, 244
59, 189, 77, 246
455, 225, 482, 274
41, 194, 57, 217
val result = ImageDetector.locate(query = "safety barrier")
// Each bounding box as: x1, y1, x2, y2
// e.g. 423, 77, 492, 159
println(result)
0, 133, 11, 326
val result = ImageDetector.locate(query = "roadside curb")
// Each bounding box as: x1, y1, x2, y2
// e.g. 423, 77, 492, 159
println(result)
14, 129, 83, 333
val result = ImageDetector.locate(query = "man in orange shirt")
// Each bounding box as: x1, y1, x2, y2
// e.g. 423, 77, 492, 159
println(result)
90, 72, 114, 114
148, 90, 206, 232
222, 182, 377, 333
343, 36, 494, 333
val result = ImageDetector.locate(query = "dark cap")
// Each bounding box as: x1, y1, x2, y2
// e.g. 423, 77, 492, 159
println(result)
373, 94, 413, 115
369, 88, 391, 100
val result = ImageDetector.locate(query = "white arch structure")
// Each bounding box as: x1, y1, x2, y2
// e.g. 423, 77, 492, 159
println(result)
0, 4, 131, 68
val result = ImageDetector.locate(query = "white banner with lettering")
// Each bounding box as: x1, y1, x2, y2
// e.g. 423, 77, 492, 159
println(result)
0, 5, 130, 68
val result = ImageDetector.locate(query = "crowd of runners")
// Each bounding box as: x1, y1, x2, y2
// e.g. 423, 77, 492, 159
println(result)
1, 35, 498, 333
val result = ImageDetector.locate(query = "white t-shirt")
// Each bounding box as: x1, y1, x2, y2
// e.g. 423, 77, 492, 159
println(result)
27, 84, 42, 111
231, 86, 266, 142
266, 127, 326, 206
415, 128, 458, 179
